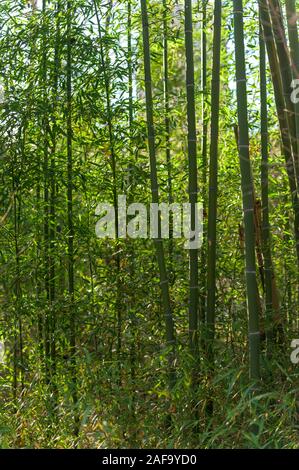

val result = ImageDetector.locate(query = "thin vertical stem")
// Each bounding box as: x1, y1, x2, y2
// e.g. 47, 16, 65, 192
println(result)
268, 0, 298, 180
185, 0, 199, 361
41, 0, 51, 386
140, 0, 176, 389
93, 0, 122, 382
259, 12, 274, 349
163, 0, 174, 277
233, 0, 260, 381
199, 0, 208, 329
206, 0, 222, 366
66, 0, 78, 435
260, 0, 299, 269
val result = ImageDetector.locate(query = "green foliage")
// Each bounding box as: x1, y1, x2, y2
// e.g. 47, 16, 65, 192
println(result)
0, 0, 298, 449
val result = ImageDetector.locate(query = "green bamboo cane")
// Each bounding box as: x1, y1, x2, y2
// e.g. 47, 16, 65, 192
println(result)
271, 0, 299, 314
286, 0, 299, 78
128, 0, 133, 141
199, 0, 208, 332
163, 0, 174, 278
286, 0, 299, 195
27, 2, 44, 367
260, 0, 299, 268
93, 0, 123, 382
66, 0, 78, 435
185, 0, 199, 361
268, 0, 299, 179
140, 0, 176, 389
206, 0, 221, 367
127, 0, 137, 415
259, 11, 274, 350
233, 0, 260, 380
49, 0, 61, 389
41, 0, 51, 386
285, 0, 299, 79
12, 137, 25, 397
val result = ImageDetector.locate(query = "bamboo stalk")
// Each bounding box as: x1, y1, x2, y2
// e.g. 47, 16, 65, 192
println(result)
285, 0, 299, 79
66, 0, 78, 435
41, 0, 51, 387
185, 0, 199, 361
199, 0, 208, 332
48, 0, 61, 393
128, 0, 133, 140
286, 0, 299, 188
260, 0, 299, 268
233, 0, 260, 380
93, 0, 123, 383
259, 11, 274, 349
12, 158, 24, 397
268, 0, 299, 180
206, 0, 221, 360
140, 0, 176, 389
163, 0, 174, 278
127, 0, 138, 420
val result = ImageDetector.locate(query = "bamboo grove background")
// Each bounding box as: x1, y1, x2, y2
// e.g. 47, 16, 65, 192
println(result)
0, 0, 299, 448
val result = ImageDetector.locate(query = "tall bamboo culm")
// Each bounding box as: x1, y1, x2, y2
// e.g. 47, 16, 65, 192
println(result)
233, 0, 260, 380
285, 0, 299, 316
206, 0, 221, 366
93, 0, 123, 383
41, 0, 51, 387
260, 0, 299, 271
268, 0, 299, 181
48, 0, 62, 395
286, 0, 299, 82
259, 11, 274, 349
184, 0, 199, 363
163, 0, 174, 277
286, 0, 299, 209
66, 0, 78, 435
199, 0, 208, 329
140, 0, 176, 389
